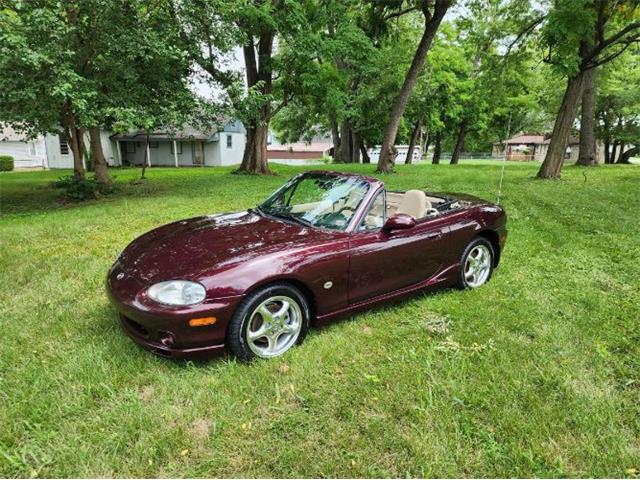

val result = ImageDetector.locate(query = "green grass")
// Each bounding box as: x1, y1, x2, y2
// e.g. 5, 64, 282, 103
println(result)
1, 162, 639, 478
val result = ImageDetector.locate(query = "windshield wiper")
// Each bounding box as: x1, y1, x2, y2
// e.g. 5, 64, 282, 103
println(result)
271, 211, 315, 228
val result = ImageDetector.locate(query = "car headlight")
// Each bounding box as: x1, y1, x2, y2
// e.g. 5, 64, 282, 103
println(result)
147, 281, 206, 306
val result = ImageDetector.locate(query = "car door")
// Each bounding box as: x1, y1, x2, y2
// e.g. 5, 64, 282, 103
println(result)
348, 190, 450, 304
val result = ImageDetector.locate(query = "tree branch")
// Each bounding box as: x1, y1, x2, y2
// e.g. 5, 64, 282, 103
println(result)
584, 34, 640, 69
383, 5, 419, 21
584, 20, 640, 63
504, 15, 547, 57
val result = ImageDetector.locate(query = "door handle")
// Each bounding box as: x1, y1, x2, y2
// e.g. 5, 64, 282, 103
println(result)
425, 231, 442, 240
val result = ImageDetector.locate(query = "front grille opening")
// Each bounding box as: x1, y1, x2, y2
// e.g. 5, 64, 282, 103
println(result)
124, 316, 149, 337
151, 347, 172, 358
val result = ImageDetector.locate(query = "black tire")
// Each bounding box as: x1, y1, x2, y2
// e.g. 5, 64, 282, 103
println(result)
227, 283, 311, 362
456, 237, 495, 289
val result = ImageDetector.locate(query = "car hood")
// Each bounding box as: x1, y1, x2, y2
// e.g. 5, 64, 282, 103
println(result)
117, 211, 342, 284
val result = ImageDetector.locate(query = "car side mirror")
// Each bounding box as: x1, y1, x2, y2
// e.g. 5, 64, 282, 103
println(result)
382, 214, 416, 233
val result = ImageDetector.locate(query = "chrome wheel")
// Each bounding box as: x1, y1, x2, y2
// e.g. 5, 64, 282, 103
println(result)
245, 295, 302, 358
464, 244, 492, 288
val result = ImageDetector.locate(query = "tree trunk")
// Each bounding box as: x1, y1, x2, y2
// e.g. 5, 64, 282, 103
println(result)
618, 146, 638, 164
239, 125, 271, 174
89, 127, 111, 185
577, 67, 598, 166
331, 117, 340, 161
237, 32, 274, 175
359, 141, 370, 164
537, 72, 585, 179
66, 125, 85, 181
423, 131, 431, 160
351, 130, 361, 163
405, 121, 421, 165
376, 0, 451, 173
450, 123, 467, 165
140, 134, 149, 179
337, 121, 353, 163
610, 141, 618, 164
432, 132, 442, 164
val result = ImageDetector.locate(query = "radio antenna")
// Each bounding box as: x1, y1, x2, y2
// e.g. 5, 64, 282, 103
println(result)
497, 113, 512, 204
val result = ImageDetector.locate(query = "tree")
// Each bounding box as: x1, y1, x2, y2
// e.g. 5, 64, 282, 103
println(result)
179, 0, 311, 175
596, 45, 640, 163
0, 0, 198, 185
376, 0, 452, 173
537, 0, 640, 178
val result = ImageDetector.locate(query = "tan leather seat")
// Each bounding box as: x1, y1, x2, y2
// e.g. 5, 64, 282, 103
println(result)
396, 190, 431, 219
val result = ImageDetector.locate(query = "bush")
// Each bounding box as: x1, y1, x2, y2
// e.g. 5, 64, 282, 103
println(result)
0, 155, 14, 171
52, 175, 116, 201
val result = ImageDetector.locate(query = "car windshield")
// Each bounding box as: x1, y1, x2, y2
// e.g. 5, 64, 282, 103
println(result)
258, 174, 370, 230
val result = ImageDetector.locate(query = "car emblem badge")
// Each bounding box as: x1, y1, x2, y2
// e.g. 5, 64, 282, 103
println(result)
324, 281, 333, 289
117, 272, 125, 280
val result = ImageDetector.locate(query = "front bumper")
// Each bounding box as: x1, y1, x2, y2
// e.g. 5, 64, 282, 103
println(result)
119, 314, 226, 360
107, 267, 244, 360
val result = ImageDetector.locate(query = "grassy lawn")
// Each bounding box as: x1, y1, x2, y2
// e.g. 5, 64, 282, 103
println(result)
1, 162, 639, 477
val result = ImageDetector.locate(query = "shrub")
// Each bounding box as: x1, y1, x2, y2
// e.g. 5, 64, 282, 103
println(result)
52, 175, 116, 201
0, 155, 14, 171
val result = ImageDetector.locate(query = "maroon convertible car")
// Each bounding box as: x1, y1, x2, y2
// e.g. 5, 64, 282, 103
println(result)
107, 171, 507, 361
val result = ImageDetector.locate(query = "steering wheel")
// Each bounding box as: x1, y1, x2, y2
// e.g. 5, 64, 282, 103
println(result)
336, 205, 355, 217
317, 211, 349, 228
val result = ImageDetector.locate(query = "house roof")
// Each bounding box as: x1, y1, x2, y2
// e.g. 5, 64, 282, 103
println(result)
541, 135, 579, 145
267, 141, 333, 153
504, 133, 546, 145
1, 125, 30, 142
111, 118, 245, 142
111, 125, 219, 142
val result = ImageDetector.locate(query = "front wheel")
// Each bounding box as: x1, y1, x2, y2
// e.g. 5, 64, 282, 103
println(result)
227, 283, 310, 362
457, 237, 494, 289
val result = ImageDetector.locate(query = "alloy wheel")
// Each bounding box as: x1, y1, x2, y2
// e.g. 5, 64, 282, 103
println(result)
464, 244, 492, 288
245, 295, 302, 358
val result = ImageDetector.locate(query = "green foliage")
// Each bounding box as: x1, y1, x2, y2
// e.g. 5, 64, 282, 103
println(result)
0, 164, 639, 476
0, 155, 14, 171
0, 0, 203, 138
52, 174, 116, 201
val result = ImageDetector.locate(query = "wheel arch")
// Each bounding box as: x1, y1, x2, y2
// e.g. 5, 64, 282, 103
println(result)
476, 229, 501, 267
241, 276, 317, 319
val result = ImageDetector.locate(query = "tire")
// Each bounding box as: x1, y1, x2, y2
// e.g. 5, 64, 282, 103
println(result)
227, 283, 311, 362
456, 237, 495, 289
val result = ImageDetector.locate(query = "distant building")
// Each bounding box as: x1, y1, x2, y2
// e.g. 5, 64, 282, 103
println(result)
0, 119, 246, 169
367, 145, 423, 164
111, 119, 246, 167
267, 140, 332, 164
0, 125, 118, 169
492, 132, 586, 162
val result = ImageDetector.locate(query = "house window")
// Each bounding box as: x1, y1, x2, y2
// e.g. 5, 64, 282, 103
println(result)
59, 135, 69, 155
125, 142, 136, 154
170, 141, 183, 154
226, 134, 232, 149
149, 141, 159, 148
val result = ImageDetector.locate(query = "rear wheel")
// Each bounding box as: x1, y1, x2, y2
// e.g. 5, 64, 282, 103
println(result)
227, 283, 310, 362
457, 237, 494, 289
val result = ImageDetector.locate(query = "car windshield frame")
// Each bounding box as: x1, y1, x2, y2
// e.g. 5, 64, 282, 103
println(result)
257, 173, 372, 232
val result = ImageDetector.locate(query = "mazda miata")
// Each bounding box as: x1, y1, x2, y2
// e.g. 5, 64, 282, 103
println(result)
107, 171, 507, 361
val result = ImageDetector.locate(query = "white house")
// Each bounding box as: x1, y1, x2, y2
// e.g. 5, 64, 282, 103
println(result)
1, 125, 119, 169
111, 120, 246, 167
1, 119, 246, 169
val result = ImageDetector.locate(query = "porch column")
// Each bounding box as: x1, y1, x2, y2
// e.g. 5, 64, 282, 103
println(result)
147, 142, 151, 167
116, 141, 122, 166
173, 140, 179, 167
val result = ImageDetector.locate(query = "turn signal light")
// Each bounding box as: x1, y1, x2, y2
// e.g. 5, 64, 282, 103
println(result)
188, 316, 217, 327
